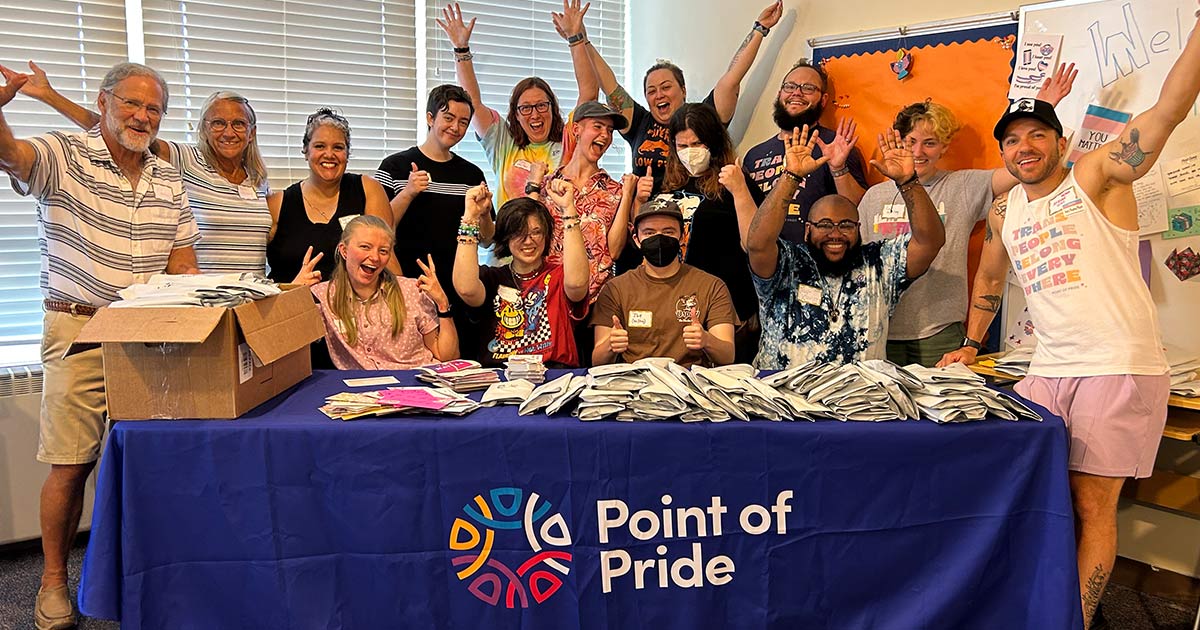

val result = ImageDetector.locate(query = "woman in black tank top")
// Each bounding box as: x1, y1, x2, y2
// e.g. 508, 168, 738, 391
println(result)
267, 108, 392, 283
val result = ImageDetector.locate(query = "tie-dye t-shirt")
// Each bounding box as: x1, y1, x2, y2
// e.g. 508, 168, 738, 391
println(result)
478, 110, 565, 207
753, 236, 913, 369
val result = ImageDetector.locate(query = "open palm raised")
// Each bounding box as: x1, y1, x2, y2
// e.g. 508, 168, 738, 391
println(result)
783, 125, 829, 179
869, 128, 916, 183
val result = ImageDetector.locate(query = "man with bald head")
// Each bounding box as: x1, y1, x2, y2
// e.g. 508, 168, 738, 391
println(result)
739, 126, 944, 369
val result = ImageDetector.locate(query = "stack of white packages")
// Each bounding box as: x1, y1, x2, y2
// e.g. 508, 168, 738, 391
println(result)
993, 346, 1035, 378
504, 354, 547, 384
1166, 344, 1200, 398
111, 273, 280, 308
492, 358, 1042, 424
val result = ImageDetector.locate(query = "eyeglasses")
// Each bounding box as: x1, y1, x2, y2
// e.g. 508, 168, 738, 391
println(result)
516, 101, 552, 116
104, 90, 164, 119
780, 82, 822, 95
514, 229, 546, 242
206, 118, 250, 133
808, 219, 861, 234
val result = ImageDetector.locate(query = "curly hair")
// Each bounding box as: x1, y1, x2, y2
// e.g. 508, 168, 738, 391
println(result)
893, 99, 960, 144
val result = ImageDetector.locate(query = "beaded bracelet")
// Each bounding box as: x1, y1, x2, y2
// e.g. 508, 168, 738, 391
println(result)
454, 52, 474, 62
456, 235, 479, 246
457, 220, 481, 240
829, 165, 850, 178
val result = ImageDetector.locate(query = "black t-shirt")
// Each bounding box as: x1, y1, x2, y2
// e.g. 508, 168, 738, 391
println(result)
266, 173, 366, 282
621, 90, 718, 182
654, 168, 764, 322
742, 125, 868, 243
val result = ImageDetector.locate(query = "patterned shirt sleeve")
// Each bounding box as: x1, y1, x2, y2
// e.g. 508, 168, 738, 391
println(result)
12, 132, 63, 200
877, 234, 913, 315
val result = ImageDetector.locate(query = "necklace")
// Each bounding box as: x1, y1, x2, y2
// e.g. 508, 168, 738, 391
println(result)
826, 276, 846, 323
301, 182, 338, 223
510, 262, 544, 284
353, 285, 381, 305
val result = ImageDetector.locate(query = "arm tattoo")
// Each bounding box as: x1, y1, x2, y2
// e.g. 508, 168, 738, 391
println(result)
606, 85, 634, 113
992, 197, 1007, 219
750, 177, 796, 237
1081, 563, 1109, 625
984, 221, 994, 242
972, 294, 1002, 313
1108, 127, 1151, 170
727, 32, 754, 71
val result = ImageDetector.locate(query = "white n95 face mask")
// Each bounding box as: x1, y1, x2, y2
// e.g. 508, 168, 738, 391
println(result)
676, 146, 711, 177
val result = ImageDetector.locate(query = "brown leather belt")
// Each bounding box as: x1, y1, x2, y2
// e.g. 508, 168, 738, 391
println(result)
44, 299, 99, 317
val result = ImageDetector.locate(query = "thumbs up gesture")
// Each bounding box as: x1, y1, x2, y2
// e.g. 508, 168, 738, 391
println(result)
718, 162, 747, 195
404, 161, 431, 199
608, 315, 629, 354
635, 165, 655, 204
682, 309, 705, 351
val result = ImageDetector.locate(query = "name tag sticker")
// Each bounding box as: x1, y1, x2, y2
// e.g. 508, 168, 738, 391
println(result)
237, 185, 258, 200
880, 203, 908, 220
1049, 187, 1085, 217
153, 184, 172, 200
796, 284, 823, 306
514, 159, 533, 171
628, 310, 653, 328
338, 214, 362, 230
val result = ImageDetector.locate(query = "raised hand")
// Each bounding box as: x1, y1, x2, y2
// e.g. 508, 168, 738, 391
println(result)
545, 178, 577, 213
783, 125, 829, 178
718, 163, 748, 195
1036, 62, 1078, 106
0, 69, 27, 108
291, 246, 324, 286
436, 3, 476, 49
551, 0, 590, 40
620, 172, 638, 197
814, 117, 858, 171
682, 310, 705, 351
464, 183, 493, 220
528, 160, 547, 190
608, 315, 629, 354
416, 254, 450, 310
869, 128, 916, 183
635, 165, 654, 203
757, 0, 784, 29
405, 162, 431, 198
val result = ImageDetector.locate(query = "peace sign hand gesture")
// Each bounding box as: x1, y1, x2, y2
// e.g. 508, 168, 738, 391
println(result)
869, 128, 916, 183
290, 246, 324, 286
416, 254, 450, 311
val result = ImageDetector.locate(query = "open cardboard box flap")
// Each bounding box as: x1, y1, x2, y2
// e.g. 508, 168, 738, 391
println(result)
233, 287, 325, 364
71, 306, 226, 350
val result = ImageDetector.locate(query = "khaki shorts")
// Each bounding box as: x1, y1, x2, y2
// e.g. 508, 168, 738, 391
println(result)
38, 310, 107, 465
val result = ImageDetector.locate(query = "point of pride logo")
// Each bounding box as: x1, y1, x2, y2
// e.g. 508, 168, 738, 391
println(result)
448, 487, 573, 608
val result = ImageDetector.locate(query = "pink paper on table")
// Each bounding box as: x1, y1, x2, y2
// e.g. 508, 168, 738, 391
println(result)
376, 389, 449, 410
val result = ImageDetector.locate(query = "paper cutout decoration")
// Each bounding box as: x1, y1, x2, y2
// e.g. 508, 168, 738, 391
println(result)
1008, 34, 1062, 100
1164, 247, 1200, 282
1067, 105, 1131, 168
1164, 205, 1200, 240
890, 50, 913, 80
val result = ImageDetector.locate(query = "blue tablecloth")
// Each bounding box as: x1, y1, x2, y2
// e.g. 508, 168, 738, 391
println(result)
80, 369, 1082, 629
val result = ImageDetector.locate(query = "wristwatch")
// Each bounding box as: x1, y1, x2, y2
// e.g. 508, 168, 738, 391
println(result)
437, 307, 453, 319
961, 337, 982, 350
525, 181, 542, 195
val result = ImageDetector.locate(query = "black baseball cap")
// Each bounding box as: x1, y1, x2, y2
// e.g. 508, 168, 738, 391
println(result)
633, 197, 684, 228
573, 100, 629, 129
993, 98, 1064, 142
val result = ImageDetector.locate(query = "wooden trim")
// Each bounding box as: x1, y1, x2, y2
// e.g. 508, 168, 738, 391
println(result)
1123, 470, 1200, 518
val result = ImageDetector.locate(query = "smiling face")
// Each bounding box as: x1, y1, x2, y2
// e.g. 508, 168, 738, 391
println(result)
1000, 118, 1066, 186
98, 75, 165, 154
508, 214, 548, 269
427, 100, 472, 151
644, 68, 686, 125
203, 99, 255, 165
903, 120, 949, 180
573, 116, 614, 164
516, 86, 552, 144
805, 196, 863, 274
339, 225, 392, 293
777, 66, 826, 117
303, 124, 349, 183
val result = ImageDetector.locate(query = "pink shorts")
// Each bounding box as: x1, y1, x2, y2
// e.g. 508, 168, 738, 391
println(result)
1016, 373, 1169, 479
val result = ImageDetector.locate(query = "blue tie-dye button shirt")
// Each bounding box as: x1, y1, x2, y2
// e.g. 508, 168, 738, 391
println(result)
753, 235, 913, 369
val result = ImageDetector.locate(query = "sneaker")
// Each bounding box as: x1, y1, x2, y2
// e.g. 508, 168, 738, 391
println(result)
34, 585, 77, 630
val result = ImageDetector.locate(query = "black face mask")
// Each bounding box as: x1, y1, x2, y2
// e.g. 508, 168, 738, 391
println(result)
639, 234, 681, 267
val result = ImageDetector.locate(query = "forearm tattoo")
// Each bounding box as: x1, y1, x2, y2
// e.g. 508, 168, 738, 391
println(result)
973, 294, 1002, 313
728, 32, 753, 71
1108, 127, 1151, 170
984, 221, 994, 243
607, 85, 634, 113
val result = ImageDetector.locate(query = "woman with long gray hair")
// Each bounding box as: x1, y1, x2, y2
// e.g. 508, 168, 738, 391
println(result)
0, 61, 275, 273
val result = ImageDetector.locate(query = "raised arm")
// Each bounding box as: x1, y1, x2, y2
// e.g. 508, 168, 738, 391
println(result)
938, 197, 1011, 366
0, 73, 36, 183
607, 173, 637, 259
814, 117, 865, 204
545, 179, 588, 302
452, 184, 493, 308
436, 4, 498, 137
585, 43, 635, 135
870, 128, 944, 278
416, 255, 460, 361
552, 0, 599, 105
741, 126, 827, 278
991, 62, 1078, 196
711, 1, 782, 124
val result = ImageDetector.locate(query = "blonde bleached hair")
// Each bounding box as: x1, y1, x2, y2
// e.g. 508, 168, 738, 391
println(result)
893, 99, 961, 145
198, 91, 268, 189
326, 215, 407, 347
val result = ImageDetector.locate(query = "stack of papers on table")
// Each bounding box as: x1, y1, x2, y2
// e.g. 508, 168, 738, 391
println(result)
1166, 344, 1200, 396
320, 386, 479, 420
415, 360, 501, 392
992, 346, 1034, 377
111, 273, 280, 308
504, 354, 547, 384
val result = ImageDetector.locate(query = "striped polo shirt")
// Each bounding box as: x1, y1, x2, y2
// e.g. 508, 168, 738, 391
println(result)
14, 126, 201, 307
166, 141, 271, 274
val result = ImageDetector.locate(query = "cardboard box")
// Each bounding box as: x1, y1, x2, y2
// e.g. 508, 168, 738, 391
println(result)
71, 287, 325, 420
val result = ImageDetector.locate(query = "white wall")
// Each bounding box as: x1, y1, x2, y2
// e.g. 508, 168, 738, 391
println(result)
630, 0, 1200, 579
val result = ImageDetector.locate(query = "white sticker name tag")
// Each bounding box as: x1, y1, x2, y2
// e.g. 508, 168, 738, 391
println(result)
628, 310, 653, 328
1049, 187, 1085, 217
338, 214, 362, 230
237, 185, 258, 200
152, 184, 173, 200
796, 284, 823, 306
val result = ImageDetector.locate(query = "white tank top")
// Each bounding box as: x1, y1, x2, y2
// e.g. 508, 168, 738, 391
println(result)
1002, 171, 1167, 377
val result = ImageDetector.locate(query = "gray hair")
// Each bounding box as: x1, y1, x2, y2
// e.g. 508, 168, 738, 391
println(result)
99, 62, 170, 113
302, 107, 351, 153
198, 90, 268, 189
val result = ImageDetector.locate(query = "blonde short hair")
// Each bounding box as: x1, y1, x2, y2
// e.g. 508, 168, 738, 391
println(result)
893, 100, 960, 144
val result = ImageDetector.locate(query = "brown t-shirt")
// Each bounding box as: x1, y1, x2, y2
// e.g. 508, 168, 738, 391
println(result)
589, 263, 736, 367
